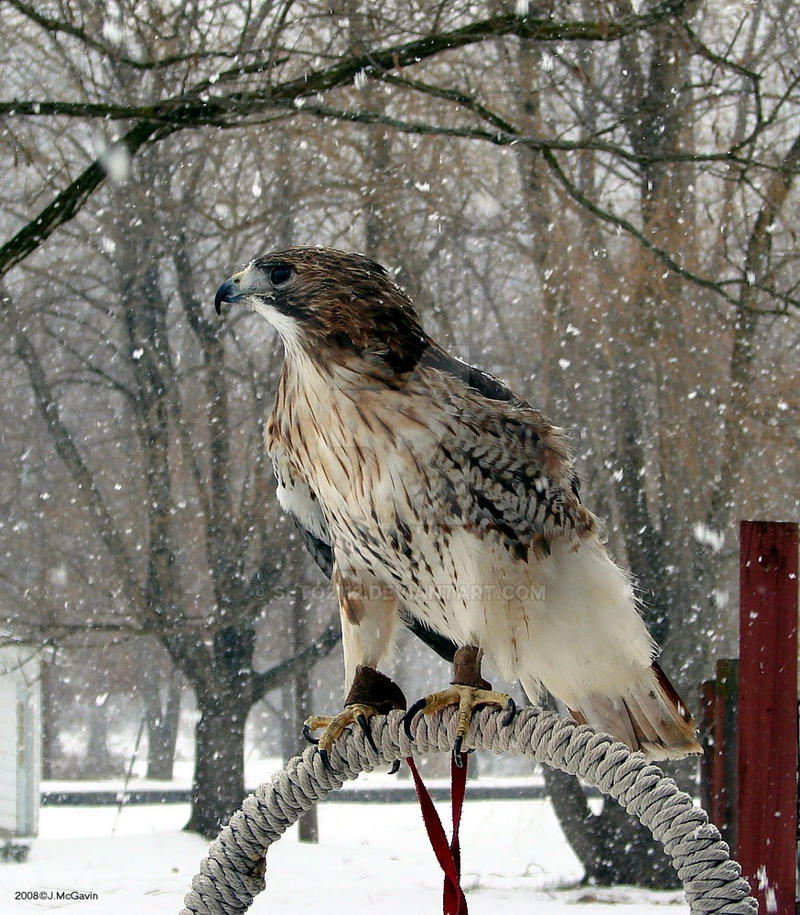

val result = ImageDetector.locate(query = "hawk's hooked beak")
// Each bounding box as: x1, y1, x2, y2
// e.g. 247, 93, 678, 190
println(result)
214, 276, 242, 315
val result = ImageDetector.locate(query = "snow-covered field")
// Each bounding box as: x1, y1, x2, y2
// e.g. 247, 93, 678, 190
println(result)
1, 766, 687, 915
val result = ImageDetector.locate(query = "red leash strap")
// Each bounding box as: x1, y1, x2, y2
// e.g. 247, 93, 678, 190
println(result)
406, 754, 469, 915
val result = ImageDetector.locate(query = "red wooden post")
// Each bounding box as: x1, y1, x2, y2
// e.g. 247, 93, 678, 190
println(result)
736, 520, 798, 915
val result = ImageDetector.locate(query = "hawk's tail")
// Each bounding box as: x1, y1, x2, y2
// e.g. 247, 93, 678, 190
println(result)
568, 662, 702, 761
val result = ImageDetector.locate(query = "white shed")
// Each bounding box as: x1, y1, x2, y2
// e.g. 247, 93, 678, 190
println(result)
0, 645, 40, 837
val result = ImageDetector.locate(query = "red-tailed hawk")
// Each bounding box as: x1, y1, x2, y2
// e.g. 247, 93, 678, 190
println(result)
216, 247, 701, 766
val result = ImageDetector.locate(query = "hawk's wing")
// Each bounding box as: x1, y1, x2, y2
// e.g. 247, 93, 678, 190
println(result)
274, 455, 458, 663
421, 345, 597, 559
274, 464, 333, 577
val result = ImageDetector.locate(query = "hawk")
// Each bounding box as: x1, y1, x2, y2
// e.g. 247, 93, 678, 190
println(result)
215, 247, 701, 766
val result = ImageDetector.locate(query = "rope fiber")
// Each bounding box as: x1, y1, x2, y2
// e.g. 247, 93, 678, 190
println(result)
180, 705, 758, 915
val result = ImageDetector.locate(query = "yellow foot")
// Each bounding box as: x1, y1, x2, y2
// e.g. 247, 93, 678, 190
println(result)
303, 703, 381, 769
303, 665, 406, 772
403, 684, 516, 762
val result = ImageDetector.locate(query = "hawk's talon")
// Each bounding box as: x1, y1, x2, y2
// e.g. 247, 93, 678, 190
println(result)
356, 713, 378, 753
318, 748, 333, 772
388, 759, 401, 776
405, 682, 513, 758
303, 702, 384, 767
402, 697, 428, 738
502, 696, 517, 726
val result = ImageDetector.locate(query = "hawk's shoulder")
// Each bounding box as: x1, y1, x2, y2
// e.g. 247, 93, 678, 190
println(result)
418, 346, 597, 558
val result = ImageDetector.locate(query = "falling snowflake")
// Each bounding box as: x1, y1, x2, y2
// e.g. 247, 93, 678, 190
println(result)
99, 144, 130, 184
693, 522, 724, 553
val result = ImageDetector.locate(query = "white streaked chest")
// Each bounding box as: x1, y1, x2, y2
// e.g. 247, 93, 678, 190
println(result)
265, 354, 539, 648
269, 357, 437, 526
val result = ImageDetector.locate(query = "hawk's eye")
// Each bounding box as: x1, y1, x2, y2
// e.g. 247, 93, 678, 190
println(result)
268, 265, 292, 287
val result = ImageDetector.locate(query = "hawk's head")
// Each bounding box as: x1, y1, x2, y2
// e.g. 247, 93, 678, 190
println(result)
215, 247, 428, 372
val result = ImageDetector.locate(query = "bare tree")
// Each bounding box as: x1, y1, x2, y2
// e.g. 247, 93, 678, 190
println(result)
0, 128, 342, 834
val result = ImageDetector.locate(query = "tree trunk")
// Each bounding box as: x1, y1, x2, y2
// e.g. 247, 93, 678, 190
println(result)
185, 691, 248, 838
40, 659, 58, 780
86, 694, 115, 778
295, 661, 318, 843
291, 587, 318, 842
144, 670, 182, 780
543, 765, 679, 889
609, 367, 669, 644
535, 690, 678, 888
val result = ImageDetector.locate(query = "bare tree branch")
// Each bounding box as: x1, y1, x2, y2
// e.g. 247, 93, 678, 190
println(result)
0, 120, 165, 276
271, 99, 797, 314
285, 96, 785, 170
252, 615, 341, 701
1, 298, 142, 606
0, 0, 690, 278
4, 0, 252, 70
0, 286, 214, 689
708, 126, 800, 531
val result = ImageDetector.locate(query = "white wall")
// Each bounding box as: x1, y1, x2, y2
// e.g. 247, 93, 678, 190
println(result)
0, 667, 19, 834
0, 648, 40, 837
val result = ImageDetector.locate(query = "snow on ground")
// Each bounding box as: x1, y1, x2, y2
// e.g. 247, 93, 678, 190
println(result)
1, 766, 687, 915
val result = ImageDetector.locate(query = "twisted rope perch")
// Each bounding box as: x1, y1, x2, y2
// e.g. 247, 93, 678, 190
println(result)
180, 706, 757, 915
